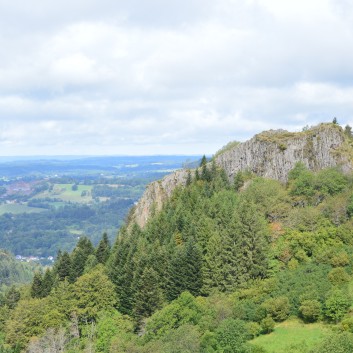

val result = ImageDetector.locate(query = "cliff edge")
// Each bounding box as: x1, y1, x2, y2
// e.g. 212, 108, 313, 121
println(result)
132, 123, 353, 228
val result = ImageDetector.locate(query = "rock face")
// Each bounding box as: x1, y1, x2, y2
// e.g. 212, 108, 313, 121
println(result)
132, 123, 353, 228
216, 123, 352, 183
131, 169, 189, 228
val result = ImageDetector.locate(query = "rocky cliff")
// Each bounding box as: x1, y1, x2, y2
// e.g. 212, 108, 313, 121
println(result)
131, 168, 189, 228
132, 123, 353, 228
216, 123, 352, 183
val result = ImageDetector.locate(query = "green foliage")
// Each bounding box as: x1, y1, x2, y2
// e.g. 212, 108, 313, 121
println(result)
0, 251, 35, 287
96, 232, 111, 264
213, 141, 240, 159
299, 300, 322, 322
73, 265, 117, 322
5, 298, 48, 349
310, 332, 353, 353
262, 296, 290, 322
215, 318, 250, 353
328, 267, 350, 285
95, 310, 134, 353
162, 324, 201, 353
260, 316, 275, 334
324, 289, 351, 322
133, 267, 164, 322
145, 292, 205, 341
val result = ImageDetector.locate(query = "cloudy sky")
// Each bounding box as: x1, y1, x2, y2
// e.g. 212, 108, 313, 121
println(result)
0, 0, 353, 156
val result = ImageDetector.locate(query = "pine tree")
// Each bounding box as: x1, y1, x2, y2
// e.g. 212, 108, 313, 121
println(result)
41, 268, 53, 297
203, 232, 230, 294
167, 240, 203, 300
233, 199, 269, 284
234, 171, 245, 191
5, 286, 20, 309
108, 225, 141, 315
31, 272, 44, 298
186, 169, 192, 186
133, 267, 164, 323
201, 163, 211, 182
71, 237, 95, 280
55, 251, 72, 282
200, 155, 207, 167
96, 232, 111, 264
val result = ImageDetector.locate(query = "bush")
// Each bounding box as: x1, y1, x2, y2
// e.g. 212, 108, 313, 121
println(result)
299, 300, 321, 322
328, 267, 350, 285
260, 316, 275, 334
324, 290, 351, 322
215, 319, 250, 353
310, 332, 353, 353
262, 296, 290, 322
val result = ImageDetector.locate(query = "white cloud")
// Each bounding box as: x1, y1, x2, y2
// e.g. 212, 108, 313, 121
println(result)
0, 0, 353, 155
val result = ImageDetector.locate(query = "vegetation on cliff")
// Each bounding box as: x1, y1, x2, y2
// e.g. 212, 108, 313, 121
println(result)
2, 124, 353, 352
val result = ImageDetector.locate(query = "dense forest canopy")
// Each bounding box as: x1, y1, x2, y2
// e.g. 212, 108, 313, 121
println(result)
2, 155, 353, 352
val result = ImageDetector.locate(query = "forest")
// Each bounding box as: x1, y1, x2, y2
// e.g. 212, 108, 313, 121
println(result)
1, 157, 353, 352
0, 155, 195, 258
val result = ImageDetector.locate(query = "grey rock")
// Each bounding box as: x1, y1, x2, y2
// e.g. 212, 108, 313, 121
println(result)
132, 123, 353, 228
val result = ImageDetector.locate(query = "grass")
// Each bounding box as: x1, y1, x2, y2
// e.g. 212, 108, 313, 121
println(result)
0, 204, 45, 215
35, 183, 93, 203
250, 319, 329, 353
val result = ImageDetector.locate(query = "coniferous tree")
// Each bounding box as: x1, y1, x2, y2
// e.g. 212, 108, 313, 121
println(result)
96, 232, 111, 264
41, 268, 54, 297
31, 272, 44, 298
167, 240, 203, 300
200, 155, 207, 167
234, 171, 245, 191
186, 169, 192, 186
133, 267, 164, 323
55, 251, 72, 282
201, 163, 211, 182
109, 225, 140, 315
4, 286, 20, 309
203, 232, 230, 294
71, 237, 95, 281
233, 199, 269, 283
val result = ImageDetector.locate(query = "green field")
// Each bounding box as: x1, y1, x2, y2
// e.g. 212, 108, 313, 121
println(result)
35, 183, 93, 203
0, 204, 45, 215
251, 319, 329, 353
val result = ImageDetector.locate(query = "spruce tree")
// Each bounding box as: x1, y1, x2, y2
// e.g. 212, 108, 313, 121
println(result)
5, 286, 20, 309
233, 199, 269, 283
96, 232, 111, 264
186, 169, 192, 186
234, 171, 245, 191
203, 232, 230, 294
55, 251, 72, 282
71, 236, 95, 280
167, 240, 203, 300
31, 272, 44, 298
108, 225, 141, 315
200, 155, 207, 167
41, 268, 53, 297
133, 267, 164, 323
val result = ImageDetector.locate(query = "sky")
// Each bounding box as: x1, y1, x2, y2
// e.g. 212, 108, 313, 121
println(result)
0, 0, 353, 156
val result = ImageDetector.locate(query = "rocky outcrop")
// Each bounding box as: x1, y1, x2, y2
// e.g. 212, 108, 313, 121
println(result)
216, 123, 352, 183
132, 123, 353, 228
132, 169, 189, 228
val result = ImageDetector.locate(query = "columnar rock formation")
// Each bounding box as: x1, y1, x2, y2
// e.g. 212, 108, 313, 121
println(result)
132, 123, 353, 228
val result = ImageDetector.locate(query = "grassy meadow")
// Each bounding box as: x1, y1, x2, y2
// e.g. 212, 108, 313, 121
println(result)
251, 319, 329, 353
